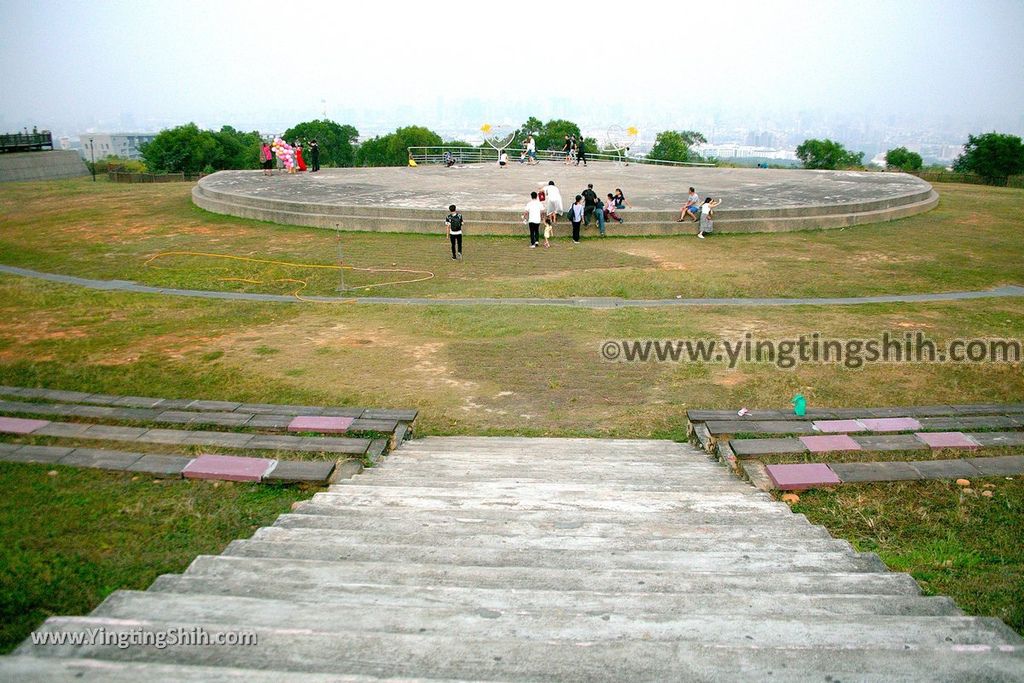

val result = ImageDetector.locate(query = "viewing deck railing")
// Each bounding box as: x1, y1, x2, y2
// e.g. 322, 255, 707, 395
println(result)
0, 131, 54, 154
407, 146, 714, 167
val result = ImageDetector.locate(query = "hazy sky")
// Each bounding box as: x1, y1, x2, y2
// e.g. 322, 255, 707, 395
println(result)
2, 0, 1023, 134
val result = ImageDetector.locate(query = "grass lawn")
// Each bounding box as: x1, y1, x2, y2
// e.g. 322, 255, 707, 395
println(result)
0, 176, 1021, 647
0, 178, 1021, 299
0, 461, 320, 653
791, 478, 1024, 636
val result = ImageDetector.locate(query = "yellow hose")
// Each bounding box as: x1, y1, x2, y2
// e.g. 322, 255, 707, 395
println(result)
143, 251, 434, 302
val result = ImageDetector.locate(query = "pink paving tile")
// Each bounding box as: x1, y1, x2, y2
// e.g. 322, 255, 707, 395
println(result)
287, 415, 354, 434
859, 417, 922, 432
812, 419, 865, 433
766, 463, 841, 491
182, 454, 276, 482
799, 434, 863, 453
0, 416, 50, 434
915, 432, 980, 449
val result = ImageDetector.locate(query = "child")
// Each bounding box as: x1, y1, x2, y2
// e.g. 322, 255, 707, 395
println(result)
499, 151, 509, 167
445, 204, 463, 259
543, 217, 553, 248
605, 193, 624, 224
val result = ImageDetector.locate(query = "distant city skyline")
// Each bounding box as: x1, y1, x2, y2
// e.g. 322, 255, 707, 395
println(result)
3, 0, 1021, 163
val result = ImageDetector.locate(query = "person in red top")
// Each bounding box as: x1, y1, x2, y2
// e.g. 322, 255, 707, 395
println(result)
295, 141, 307, 172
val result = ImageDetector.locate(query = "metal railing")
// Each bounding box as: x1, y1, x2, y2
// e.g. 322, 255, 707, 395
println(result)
408, 146, 714, 167
0, 131, 54, 154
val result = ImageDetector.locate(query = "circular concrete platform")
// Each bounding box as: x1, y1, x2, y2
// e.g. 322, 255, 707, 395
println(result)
193, 163, 938, 235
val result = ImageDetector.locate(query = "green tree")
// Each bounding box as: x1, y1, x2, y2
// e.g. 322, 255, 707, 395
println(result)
647, 130, 707, 163
281, 119, 359, 167
884, 147, 923, 171
795, 138, 864, 170
140, 123, 262, 174
952, 132, 1024, 181
355, 126, 443, 166
140, 123, 220, 174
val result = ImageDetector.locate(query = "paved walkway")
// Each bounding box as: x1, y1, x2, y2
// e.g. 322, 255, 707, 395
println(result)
3, 264, 1023, 308
4, 437, 1021, 679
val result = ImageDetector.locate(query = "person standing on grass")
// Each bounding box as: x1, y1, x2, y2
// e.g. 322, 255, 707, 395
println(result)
581, 183, 598, 226
309, 139, 320, 172
523, 191, 544, 248
259, 141, 274, 176
445, 204, 464, 260
570, 195, 585, 243
698, 197, 719, 238
543, 217, 553, 248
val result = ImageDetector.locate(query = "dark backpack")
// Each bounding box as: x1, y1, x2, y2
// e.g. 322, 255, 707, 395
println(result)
448, 213, 463, 231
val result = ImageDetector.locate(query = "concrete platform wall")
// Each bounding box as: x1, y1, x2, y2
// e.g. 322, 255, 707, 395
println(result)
192, 168, 939, 236
0, 151, 90, 182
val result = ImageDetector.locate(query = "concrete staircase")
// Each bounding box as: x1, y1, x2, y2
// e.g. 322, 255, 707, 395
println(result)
5, 437, 1023, 681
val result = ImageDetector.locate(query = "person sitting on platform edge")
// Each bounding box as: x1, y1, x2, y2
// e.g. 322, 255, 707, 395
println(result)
445, 204, 464, 260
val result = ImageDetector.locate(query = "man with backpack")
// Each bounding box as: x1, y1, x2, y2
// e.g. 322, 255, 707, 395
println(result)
445, 204, 464, 260
581, 183, 598, 226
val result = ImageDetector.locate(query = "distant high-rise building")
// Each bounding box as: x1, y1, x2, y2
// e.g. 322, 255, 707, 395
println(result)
77, 133, 157, 160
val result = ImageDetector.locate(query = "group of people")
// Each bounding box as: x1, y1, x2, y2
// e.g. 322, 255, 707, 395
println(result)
677, 186, 720, 238
259, 139, 320, 176
523, 182, 631, 247
560, 135, 588, 166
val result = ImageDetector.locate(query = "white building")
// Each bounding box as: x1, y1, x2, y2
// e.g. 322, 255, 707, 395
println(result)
77, 133, 157, 161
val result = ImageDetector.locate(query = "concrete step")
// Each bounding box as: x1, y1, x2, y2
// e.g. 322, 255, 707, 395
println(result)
347, 473, 749, 491
252, 524, 854, 553
306, 489, 786, 514
287, 501, 806, 526
182, 554, 924, 595
92, 590, 1014, 648
0, 657, 429, 682
223, 538, 886, 573
272, 511, 833, 539
383, 451, 707, 466
328, 482, 770, 500
20, 616, 1024, 681
150, 574, 962, 617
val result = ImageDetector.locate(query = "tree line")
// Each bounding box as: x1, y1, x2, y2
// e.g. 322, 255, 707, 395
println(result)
136, 118, 1024, 184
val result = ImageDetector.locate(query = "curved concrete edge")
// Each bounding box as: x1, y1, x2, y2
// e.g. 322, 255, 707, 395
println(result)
2, 264, 1022, 309
192, 180, 940, 236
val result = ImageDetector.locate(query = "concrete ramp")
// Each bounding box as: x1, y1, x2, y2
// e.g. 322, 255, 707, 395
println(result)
0, 151, 89, 182
5, 436, 1022, 680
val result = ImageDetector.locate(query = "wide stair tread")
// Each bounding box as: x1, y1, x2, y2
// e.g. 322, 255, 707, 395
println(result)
8, 435, 1022, 681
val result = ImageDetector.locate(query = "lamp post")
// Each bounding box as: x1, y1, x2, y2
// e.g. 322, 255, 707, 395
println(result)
89, 137, 96, 182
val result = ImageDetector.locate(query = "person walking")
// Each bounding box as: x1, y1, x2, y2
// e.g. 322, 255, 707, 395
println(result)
562, 135, 572, 165
543, 180, 563, 224
259, 141, 274, 176
570, 195, 585, 243
525, 135, 538, 165
445, 204, 464, 259
575, 137, 588, 166
581, 183, 598, 226
543, 217, 553, 248
309, 139, 320, 172
523, 191, 544, 248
